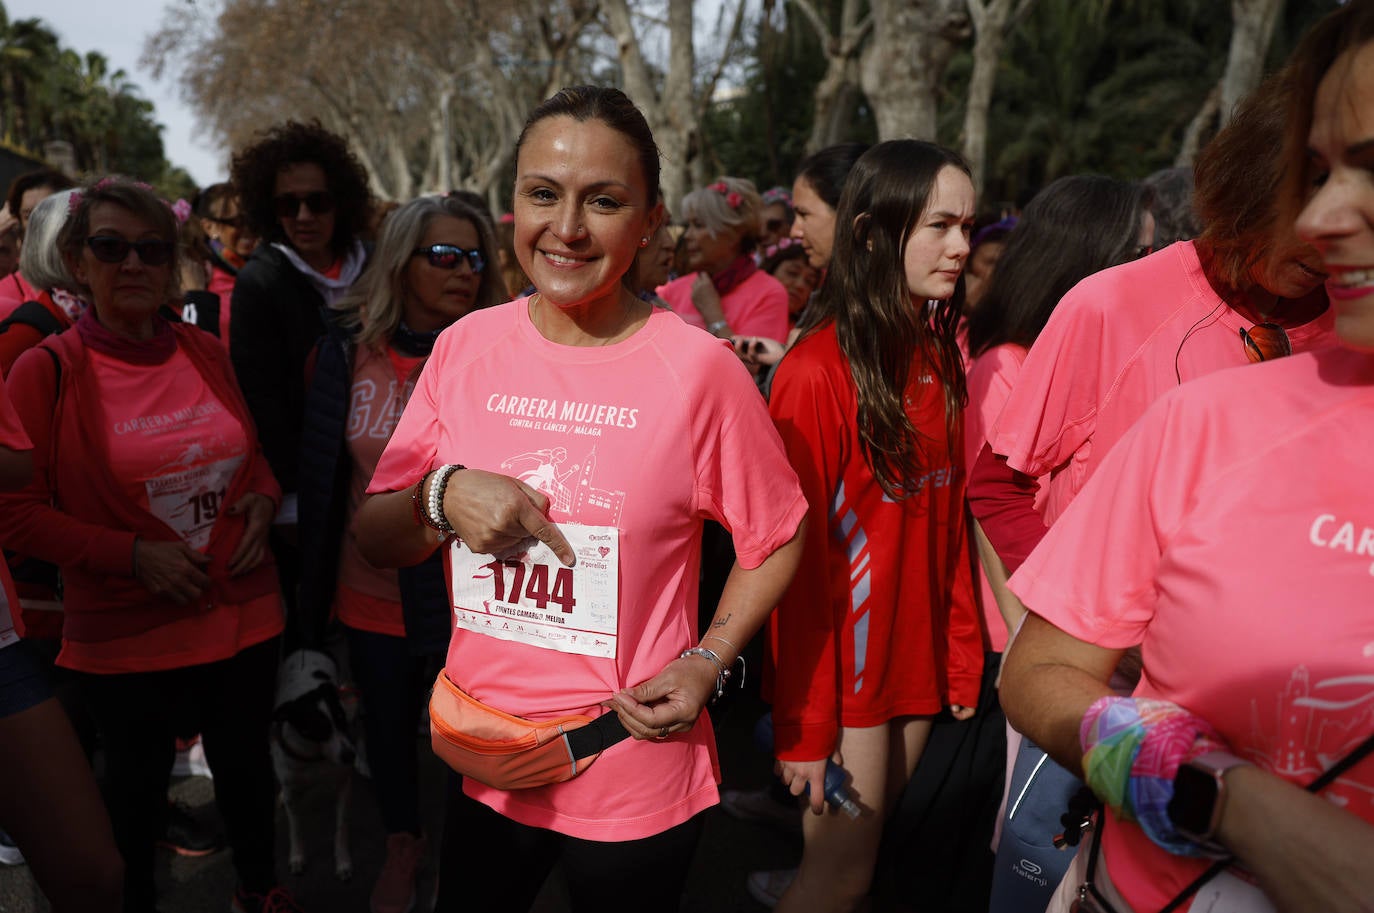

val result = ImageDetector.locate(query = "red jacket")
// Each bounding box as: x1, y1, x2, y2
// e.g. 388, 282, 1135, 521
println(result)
0, 321, 280, 642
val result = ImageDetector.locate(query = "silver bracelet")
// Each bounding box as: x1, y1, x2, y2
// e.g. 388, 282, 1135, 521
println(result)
680, 645, 742, 704
426, 463, 464, 536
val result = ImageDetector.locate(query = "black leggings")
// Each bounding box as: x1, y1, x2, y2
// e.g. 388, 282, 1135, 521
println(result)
435, 775, 702, 913
78, 636, 280, 912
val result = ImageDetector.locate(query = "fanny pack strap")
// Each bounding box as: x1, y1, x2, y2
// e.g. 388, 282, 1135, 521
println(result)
565, 711, 630, 760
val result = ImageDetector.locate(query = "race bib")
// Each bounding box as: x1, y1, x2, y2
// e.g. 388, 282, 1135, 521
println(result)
1186, 870, 1275, 913
145, 456, 244, 550
449, 523, 619, 658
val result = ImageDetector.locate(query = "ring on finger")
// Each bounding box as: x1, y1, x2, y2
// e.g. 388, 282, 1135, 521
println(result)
656, 725, 670, 740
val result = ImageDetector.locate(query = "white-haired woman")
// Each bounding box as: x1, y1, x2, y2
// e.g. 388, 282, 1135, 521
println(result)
657, 176, 789, 345
297, 193, 506, 913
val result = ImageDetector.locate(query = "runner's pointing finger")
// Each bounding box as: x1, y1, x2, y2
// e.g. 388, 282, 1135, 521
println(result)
516, 496, 575, 567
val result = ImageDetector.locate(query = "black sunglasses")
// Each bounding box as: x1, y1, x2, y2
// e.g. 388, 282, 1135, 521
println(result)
204, 213, 247, 230
274, 192, 336, 219
412, 244, 485, 273
1240, 322, 1292, 363
86, 236, 175, 266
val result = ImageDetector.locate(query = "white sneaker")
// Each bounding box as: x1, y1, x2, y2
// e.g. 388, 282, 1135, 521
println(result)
172, 736, 213, 779
0, 828, 24, 866
746, 869, 796, 908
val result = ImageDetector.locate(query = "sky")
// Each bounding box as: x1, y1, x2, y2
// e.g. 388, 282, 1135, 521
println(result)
10, 0, 224, 187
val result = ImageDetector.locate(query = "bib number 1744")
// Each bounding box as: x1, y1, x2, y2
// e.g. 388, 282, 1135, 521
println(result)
481, 560, 577, 613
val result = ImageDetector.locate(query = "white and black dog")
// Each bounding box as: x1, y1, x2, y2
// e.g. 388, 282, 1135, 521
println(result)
271, 649, 357, 880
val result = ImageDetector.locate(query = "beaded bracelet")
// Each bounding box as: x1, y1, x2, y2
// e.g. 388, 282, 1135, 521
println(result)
411, 470, 434, 528
680, 645, 744, 704
424, 464, 464, 536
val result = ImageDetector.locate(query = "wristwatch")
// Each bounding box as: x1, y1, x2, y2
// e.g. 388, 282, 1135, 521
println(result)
1168, 750, 1252, 849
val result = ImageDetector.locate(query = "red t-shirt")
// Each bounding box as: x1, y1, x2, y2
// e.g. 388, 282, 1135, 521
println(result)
766, 324, 983, 761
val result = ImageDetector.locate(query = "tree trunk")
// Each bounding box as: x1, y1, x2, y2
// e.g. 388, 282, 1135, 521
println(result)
961, 0, 1036, 196
860, 0, 970, 141
1175, 80, 1222, 169
1220, 0, 1282, 124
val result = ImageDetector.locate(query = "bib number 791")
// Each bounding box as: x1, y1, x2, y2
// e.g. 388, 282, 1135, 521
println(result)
482, 560, 577, 613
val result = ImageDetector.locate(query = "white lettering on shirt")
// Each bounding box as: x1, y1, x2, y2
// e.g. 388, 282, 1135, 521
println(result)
1309, 513, 1374, 575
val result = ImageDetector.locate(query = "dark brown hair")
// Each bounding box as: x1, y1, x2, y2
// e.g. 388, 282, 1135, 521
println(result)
1193, 68, 1294, 291
810, 140, 970, 499
5, 168, 75, 224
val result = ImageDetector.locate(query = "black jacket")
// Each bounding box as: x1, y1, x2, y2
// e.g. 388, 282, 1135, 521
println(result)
230, 245, 329, 494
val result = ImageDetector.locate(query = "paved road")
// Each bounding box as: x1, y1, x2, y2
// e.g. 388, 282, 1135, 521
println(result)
0, 688, 837, 913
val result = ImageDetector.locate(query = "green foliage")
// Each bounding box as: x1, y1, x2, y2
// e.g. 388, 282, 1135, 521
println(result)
700, 1, 874, 193
0, 1, 184, 190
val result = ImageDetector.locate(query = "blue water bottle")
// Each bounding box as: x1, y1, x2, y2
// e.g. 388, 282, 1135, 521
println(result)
754, 713, 861, 819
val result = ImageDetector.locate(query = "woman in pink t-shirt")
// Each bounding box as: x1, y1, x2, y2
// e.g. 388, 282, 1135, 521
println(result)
656, 175, 790, 346
1000, 9, 1374, 910
0, 178, 292, 913
764, 140, 984, 913
298, 193, 506, 912
352, 87, 807, 913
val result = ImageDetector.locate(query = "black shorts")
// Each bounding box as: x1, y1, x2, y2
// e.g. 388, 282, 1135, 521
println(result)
0, 640, 54, 719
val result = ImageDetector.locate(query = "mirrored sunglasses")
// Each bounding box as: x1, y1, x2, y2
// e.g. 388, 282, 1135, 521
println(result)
86, 236, 175, 266
273, 191, 336, 219
412, 244, 485, 273
1240, 322, 1292, 364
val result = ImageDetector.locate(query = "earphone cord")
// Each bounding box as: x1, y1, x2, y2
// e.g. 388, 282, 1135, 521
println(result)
1173, 299, 1228, 386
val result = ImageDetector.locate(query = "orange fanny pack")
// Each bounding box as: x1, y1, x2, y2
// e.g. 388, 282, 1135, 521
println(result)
429, 669, 629, 790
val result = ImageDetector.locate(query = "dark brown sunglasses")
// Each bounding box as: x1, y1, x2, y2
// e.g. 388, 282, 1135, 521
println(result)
1240, 322, 1292, 364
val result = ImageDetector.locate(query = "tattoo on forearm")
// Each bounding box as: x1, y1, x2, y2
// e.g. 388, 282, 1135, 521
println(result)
712, 614, 731, 629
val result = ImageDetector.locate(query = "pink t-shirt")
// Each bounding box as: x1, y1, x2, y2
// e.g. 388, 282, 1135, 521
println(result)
0, 373, 32, 650
1009, 345, 1374, 910
335, 344, 423, 636
658, 269, 790, 343
964, 342, 1033, 652
369, 299, 806, 840
60, 348, 282, 673
991, 241, 1337, 526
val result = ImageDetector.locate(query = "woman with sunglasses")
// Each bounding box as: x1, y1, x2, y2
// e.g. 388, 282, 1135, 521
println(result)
657, 176, 789, 346
353, 86, 806, 912
999, 7, 1374, 910
0, 177, 296, 913
297, 194, 505, 913
188, 182, 258, 348
228, 121, 372, 577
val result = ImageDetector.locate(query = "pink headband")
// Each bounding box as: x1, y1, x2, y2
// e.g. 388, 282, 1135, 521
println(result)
709, 182, 743, 210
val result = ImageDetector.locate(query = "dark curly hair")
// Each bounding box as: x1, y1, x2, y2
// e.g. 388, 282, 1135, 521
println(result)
230, 120, 371, 255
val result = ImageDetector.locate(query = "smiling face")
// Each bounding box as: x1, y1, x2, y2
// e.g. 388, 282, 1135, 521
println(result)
512, 116, 654, 316
1298, 41, 1374, 351
74, 202, 174, 324
403, 215, 484, 333
790, 177, 837, 270
274, 161, 335, 269
902, 166, 977, 302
